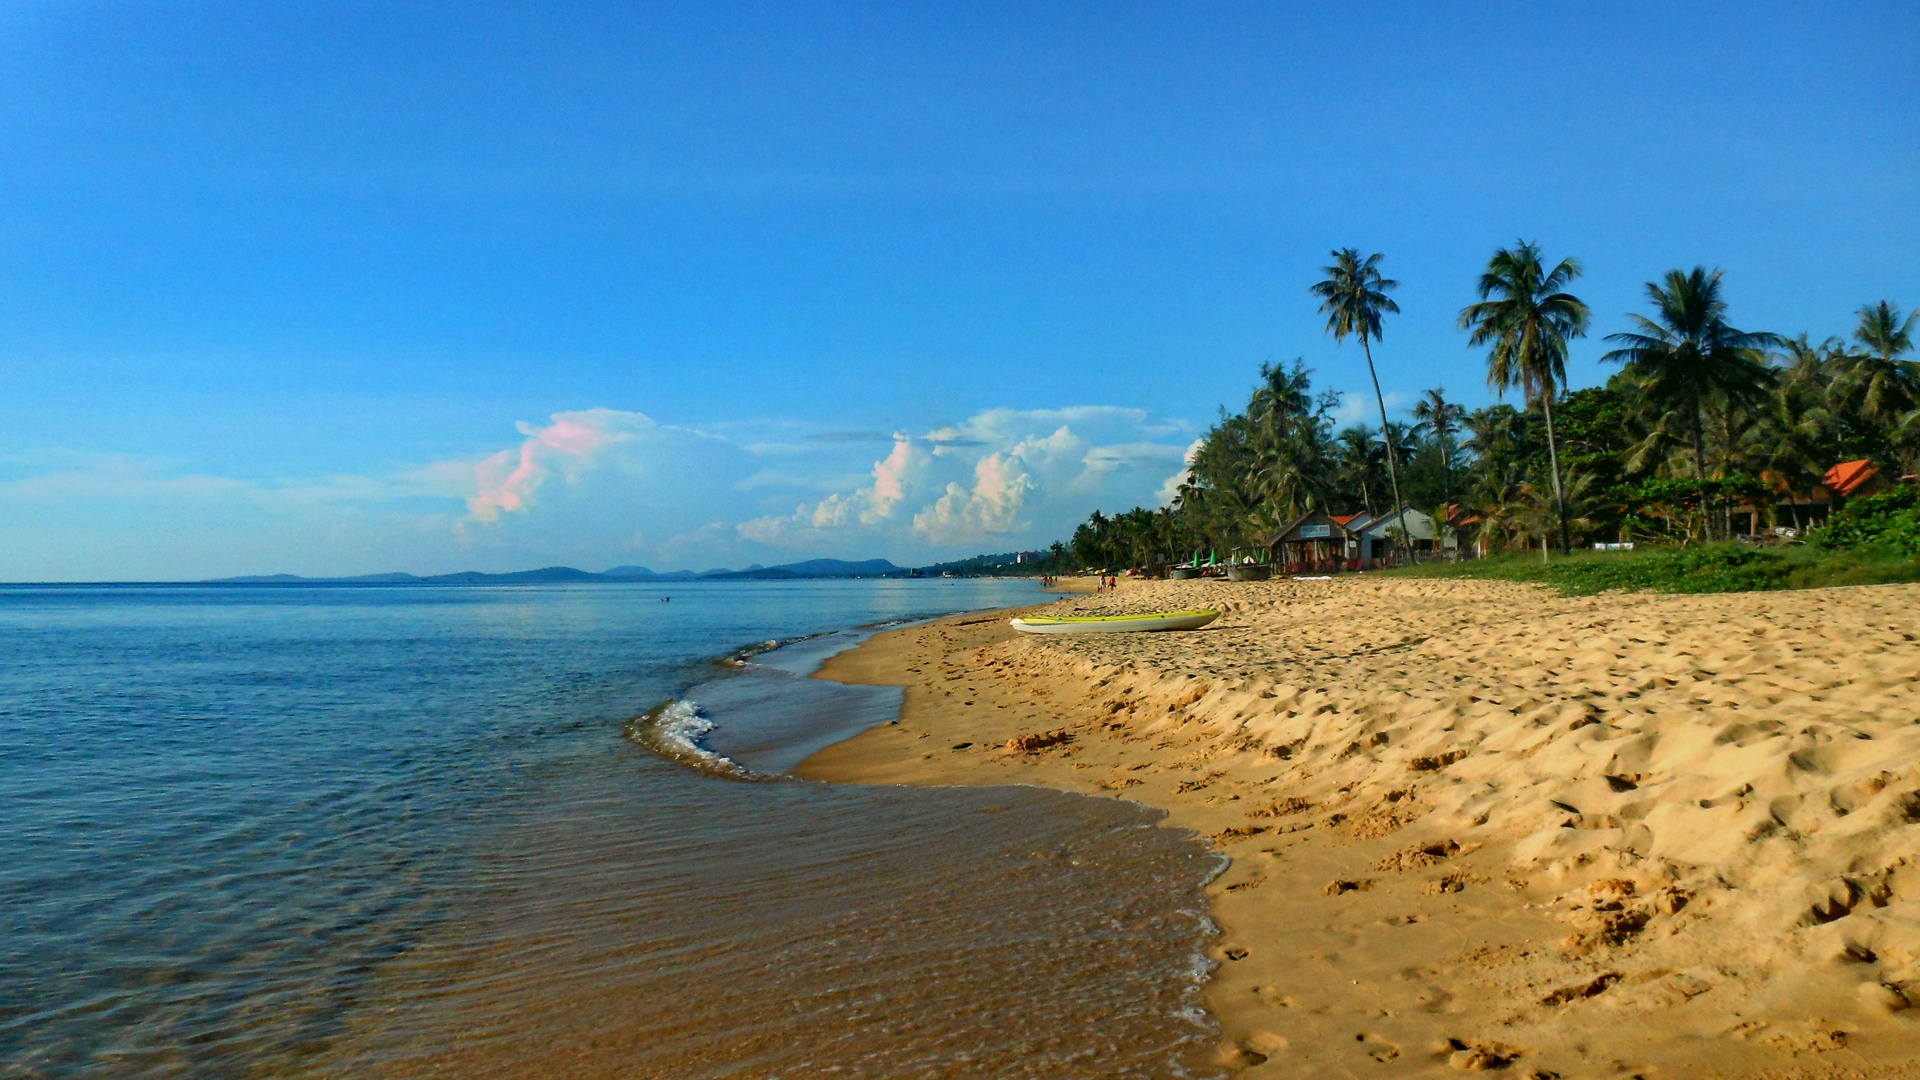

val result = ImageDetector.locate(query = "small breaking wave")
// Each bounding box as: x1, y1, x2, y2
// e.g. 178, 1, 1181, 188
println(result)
720, 637, 793, 666
630, 700, 762, 780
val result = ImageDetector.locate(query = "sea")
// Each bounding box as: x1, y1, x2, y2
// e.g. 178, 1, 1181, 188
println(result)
1, 580, 1226, 1079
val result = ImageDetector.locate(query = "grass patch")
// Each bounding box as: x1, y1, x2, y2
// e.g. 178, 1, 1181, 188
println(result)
1384, 543, 1920, 596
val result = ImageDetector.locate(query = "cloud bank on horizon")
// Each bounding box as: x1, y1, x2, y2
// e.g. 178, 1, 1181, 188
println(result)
0, 402, 1197, 581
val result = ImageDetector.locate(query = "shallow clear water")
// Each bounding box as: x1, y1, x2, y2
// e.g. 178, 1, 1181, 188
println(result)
2, 580, 1222, 1078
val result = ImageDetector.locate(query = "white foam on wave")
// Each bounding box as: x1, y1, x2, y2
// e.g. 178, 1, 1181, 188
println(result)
635, 699, 757, 780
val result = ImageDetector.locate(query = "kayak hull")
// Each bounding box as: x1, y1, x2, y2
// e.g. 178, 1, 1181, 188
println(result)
1009, 610, 1219, 634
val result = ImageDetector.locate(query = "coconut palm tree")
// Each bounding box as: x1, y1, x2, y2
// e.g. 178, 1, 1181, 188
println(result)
1411, 387, 1464, 513
1458, 241, 1590, 554
1842, 301, 1920, 431
1311, 249, 1408, 555
1510, 471, 1598, 561
1249, 359, 1315, 445
1601, 267, 1777, 540
1335, 425, 1385, 516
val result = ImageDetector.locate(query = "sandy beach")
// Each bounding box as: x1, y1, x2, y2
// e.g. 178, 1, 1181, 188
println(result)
797, 575, 1920, 1078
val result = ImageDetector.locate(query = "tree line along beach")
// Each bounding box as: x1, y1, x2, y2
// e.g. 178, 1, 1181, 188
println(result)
1037, 248, 1920, 583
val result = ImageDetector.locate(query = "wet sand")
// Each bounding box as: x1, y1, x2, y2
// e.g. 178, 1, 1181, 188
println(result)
797, 575, 1920, 1078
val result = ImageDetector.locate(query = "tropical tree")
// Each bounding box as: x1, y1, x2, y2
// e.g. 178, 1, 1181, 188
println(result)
1411, 387, 1464, 512
1249, 359, 1315, 444
1841, 301, 1920, 431
1458, 241, 1590, 554
1601, 267, 1778, 540
1311, 249, 1409, 554
1245, 358, 1331, 520
1335, 425, 1386, 516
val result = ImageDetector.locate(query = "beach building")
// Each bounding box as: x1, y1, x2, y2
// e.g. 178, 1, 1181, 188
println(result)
1260, 510, 1358, 573
1256, 506, 1457, 570
1353, 506, 1445, 564
1730, 459, 1896, 536
1822, 459, 1890, 504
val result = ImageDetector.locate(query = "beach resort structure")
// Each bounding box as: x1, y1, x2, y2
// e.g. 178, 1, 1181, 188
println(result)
1728, 458, 1896, 536
1262, 506, 1455, 572
1260, 510, 1356, 573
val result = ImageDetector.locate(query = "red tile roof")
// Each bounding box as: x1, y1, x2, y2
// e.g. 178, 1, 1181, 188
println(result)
1824, 459, 1880, 496
1330, 513, 1360, 526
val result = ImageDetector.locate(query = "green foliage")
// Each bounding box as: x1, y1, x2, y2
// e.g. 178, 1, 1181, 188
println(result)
1811, 486, 1920, 556
1040, 257, 1916, 580
1387, 543, 1920, 595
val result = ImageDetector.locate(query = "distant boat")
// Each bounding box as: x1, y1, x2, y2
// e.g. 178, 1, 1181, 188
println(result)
1010, 610, 1219, 634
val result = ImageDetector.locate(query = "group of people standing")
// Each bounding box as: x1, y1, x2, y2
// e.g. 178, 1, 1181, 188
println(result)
1036, 574, 1120, 590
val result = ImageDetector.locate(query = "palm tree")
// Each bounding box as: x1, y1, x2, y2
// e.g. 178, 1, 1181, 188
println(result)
1510, 471, 1598, 562
1411, 387, 1464, 513
1249, 359, 1315, 445
1601, 267, 1777, 540
1335, 425, 1385, 516
1312, 249, 1408, 556
1843, 301, 1920, 430
1245, 358, 1328, 520
1458, 241, 1590, 554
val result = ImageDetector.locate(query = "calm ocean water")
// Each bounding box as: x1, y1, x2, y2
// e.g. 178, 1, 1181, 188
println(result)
2, 580, 1223, 1079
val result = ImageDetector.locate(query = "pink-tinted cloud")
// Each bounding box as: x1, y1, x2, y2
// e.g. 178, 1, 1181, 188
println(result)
866, 436, 913, 520
467, 408, 646, 522
911, 451, 1032, 543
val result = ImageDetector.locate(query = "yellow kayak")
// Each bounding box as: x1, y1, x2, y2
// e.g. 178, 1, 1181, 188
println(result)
1009, 609, 1219, 634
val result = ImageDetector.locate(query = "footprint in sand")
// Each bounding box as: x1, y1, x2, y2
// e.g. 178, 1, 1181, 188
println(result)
1251, 985, 1294, 1007
1445, 1038, 1524, 1070
1354, 1032, 1401, 1062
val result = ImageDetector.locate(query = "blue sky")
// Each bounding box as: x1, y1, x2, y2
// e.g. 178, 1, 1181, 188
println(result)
2, 1, 1914, 579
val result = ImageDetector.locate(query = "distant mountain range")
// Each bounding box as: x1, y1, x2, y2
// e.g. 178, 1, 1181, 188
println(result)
210, 558, 906, 585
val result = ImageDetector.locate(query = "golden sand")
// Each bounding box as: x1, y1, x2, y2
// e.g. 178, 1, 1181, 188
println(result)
797, 575, 1920, 1078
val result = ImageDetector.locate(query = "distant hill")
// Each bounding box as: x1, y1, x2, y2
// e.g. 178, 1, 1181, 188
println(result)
419, 566, 601, 584
213, 566, 602, 585
602, 565, 705, 581
772, 558, 900, 576
700, 558, 903, 580
207, 557, 905, 585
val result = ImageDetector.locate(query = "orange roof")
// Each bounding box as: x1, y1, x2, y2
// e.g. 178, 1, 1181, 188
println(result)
1330, 513, 1360, 526
1823, 459, 1879, 496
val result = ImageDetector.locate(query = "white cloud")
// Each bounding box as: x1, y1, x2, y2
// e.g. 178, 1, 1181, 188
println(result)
724, 407, 1189, 557
0, 401, 1200, 579
1329, 389, 1411, 429
465, 408, 648, 522
911, 453, 1033, 544
1156, 438, 1205, 506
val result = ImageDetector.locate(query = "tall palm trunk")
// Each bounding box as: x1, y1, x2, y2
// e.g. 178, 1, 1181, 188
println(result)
1692, 407, 1711, 543
1362, 337, 1410, 563
1540, 391, 1568, 555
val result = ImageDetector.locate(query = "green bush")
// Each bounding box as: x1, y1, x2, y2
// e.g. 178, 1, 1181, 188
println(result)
1811, 487, 1920, 556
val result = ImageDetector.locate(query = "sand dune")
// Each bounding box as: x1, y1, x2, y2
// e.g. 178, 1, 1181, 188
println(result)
800, 576, 1920, 1078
